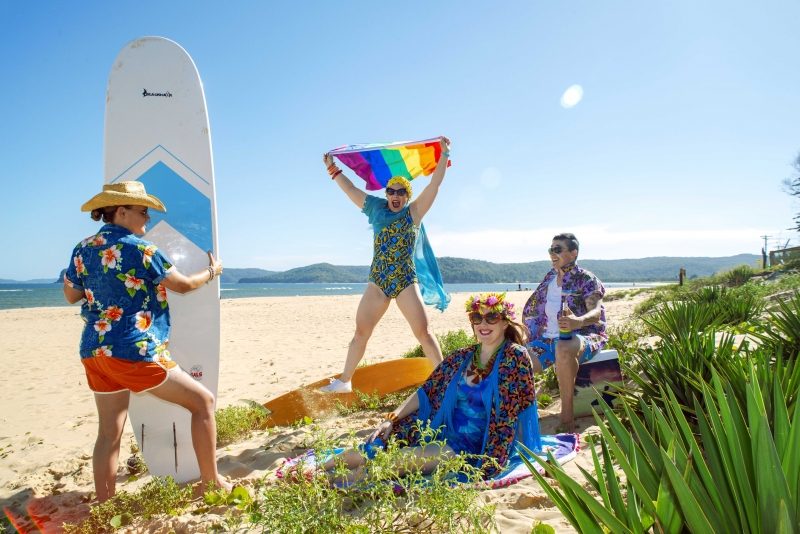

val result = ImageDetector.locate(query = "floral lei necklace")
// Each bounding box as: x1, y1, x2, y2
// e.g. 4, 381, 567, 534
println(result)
465, 342, 505, 383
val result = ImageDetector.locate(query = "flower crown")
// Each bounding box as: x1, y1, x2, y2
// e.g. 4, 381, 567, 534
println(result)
464, 292, 516, 321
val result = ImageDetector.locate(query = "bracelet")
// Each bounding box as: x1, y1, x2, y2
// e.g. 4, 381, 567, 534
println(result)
330, 170, 342, 180
442, 151, 450, 158
206, 266, 215, 283
383, 412, 398, 423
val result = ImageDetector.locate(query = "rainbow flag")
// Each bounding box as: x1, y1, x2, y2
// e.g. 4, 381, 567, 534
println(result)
329, 137, 448, 191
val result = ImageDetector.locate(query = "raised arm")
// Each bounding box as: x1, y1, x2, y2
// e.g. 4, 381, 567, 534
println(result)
324, 153, 366, 209
410, 138, 450, 225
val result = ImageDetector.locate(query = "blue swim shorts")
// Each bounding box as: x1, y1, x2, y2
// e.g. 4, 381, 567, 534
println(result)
527, 336, 596, 371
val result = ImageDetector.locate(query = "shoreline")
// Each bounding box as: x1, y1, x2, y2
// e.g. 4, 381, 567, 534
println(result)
0, 289, 646, 532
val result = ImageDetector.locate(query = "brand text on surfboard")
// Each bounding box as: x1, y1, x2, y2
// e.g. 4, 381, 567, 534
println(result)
142, 89, 173, 98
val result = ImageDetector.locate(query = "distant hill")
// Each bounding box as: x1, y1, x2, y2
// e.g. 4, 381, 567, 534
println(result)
0, 277, 58, 284
2, 254, 755, 285
221, 268, 275, 284
238, 254, 760, 284
239, 263, 368, 283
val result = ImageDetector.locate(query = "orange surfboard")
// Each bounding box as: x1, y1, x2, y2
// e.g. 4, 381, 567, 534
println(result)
261, 358, 434, 428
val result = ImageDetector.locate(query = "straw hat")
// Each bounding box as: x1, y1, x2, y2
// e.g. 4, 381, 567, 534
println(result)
81, 181, 166, 212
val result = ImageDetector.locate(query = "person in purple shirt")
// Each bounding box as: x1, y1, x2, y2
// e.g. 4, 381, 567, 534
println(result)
522, 233, 607, 432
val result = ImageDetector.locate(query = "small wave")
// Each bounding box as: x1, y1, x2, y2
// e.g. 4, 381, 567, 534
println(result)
325, 287, 352, 290
0, 289, 25, 292
220, 288, 237, 291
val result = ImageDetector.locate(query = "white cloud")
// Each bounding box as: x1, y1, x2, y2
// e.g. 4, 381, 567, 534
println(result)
560, 84, 584, 109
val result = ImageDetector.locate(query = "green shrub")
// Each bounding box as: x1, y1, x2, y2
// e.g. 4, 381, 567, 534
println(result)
403, 329, 474, 358
606, 320, 649, 362
245, 426, 496, 533
216, 401, 271, 446
523, 369, 800, 533
335, 388, 415, 417
719, 263, 756, 286
63, 477, 192, 533
537, 392, 554, 408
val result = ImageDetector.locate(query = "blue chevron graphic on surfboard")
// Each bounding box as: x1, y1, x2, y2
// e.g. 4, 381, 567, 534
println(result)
136, 161, 212, 253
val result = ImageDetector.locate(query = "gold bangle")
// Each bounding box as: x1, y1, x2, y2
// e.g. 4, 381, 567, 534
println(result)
383, 412, 398, 423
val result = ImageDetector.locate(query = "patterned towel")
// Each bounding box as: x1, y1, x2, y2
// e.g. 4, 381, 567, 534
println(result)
276, 433, 579, 490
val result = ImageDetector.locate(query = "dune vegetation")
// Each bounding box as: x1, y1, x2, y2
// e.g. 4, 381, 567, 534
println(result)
63, 263, 800, 533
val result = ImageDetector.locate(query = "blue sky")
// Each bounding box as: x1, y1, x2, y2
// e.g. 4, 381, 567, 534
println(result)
2, 1, 799, 280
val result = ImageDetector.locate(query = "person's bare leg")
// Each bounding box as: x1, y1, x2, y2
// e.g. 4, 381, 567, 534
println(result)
554, 337, 582, 431
92, 390, 130, 502
338, 283, 391, 382
149, 369, 230, 492
326, 443, 453, 486
395, 284, 443, 368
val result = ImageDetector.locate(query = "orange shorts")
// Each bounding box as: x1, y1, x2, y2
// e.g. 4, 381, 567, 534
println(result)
82, 357, 178, 394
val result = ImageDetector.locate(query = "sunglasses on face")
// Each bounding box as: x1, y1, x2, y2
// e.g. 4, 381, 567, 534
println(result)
385, 188, 408, 197
469, 311, 504, 325
548, 245, 568, 254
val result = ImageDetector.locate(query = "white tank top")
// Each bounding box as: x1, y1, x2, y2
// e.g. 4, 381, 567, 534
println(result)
544, 277, 561, 338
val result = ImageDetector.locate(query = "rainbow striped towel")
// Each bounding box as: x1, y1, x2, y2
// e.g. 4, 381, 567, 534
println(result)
329, 137, 449, 191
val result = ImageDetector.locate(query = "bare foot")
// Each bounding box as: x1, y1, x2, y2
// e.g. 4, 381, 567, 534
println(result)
193, 477, 233, 498
212, 476, 233, 493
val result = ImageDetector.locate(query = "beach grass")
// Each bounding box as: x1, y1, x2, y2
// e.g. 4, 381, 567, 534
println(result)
402, 329, 474, 359
215, 400, 272, 446
64, 425, 496, 533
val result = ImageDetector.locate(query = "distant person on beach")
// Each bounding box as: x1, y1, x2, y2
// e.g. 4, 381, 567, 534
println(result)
319, 138, 451, 393
63, 181, 231, 501
522, 233, 607, 433
282, 292, 541, 484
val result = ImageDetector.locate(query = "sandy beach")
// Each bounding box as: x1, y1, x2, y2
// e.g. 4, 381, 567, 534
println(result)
0, 289, 644, 532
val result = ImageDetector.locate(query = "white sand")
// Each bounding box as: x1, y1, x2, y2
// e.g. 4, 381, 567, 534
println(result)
0, 290, 643, 532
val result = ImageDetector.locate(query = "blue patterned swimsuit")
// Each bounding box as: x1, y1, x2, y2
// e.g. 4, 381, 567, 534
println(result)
363, 195, 418, 298
369, 208, 418, 298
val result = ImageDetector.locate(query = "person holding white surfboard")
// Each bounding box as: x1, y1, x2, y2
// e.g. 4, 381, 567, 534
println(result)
319, 137, 451, 393
63, 181, 231, 501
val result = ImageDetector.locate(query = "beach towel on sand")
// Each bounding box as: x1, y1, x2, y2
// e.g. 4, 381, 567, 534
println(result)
276, 433, 579, 490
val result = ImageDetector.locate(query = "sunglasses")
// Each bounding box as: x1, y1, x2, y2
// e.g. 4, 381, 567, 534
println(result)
548, 245, 568, 254
385, 187, 408, 197
468, 311, 504, 325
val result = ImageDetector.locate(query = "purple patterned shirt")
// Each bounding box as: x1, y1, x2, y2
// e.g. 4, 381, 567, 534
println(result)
522, 264, 607, 353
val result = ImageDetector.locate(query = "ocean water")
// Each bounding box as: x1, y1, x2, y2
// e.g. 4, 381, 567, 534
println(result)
0, 281, 664, 311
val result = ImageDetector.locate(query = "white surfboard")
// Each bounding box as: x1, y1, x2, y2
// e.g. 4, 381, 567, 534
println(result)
104, 36, 220, 482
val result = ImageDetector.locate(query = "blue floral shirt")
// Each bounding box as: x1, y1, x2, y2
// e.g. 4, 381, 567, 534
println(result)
65, 224, 175, 363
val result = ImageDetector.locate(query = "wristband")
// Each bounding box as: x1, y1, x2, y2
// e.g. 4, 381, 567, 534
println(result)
331, 170, 342, 180
383, 412, 398, 423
